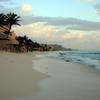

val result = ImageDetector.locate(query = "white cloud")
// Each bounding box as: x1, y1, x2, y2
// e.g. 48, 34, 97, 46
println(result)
21, 4, 32, 12
77, 0, 94, 2
0, 0, 11, 2
63, 33, 84, 39
30, 16, 100, 31
77, 0, 82, 2
13, 22, 57, 38
95, 10, 100, 15
87, 0, 94, 2
12, 22, 100, 51
15, 4, 32, 16
94, 3, 100, 15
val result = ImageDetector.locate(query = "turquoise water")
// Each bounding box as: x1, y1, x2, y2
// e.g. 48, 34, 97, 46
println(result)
63, 51, 100, 60
51, 51, 100, 69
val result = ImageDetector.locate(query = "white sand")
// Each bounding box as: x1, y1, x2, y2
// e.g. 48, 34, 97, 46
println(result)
0, 52, 47, 100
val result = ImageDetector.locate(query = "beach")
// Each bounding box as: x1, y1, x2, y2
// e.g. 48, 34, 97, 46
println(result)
0, 52, 47, 100
0, 52, 100, 100
0, 2, 100, 100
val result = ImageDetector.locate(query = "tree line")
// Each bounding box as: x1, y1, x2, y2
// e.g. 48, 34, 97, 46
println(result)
0, 12, 56, 52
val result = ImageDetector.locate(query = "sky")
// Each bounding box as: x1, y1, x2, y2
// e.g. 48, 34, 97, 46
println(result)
0, 0, 100, 51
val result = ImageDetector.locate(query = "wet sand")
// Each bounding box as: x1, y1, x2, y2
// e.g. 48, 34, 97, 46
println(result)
0, 52, 47, 100
18, 55, 100, 100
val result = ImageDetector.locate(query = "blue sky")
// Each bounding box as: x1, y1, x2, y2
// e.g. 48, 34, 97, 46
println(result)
0, 0, 100, 51
2, 0, 100, 20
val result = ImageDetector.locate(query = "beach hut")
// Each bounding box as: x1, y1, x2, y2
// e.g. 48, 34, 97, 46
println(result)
0, 31, 19, 46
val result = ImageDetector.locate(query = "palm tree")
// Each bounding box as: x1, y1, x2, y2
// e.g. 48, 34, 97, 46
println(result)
0, 13, 7, 26
0, 13, 5, 24
6, 12, 21, 32
0, 13, 9, 31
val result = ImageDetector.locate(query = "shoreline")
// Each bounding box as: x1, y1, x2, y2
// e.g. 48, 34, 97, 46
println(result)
29, 54, 100, 100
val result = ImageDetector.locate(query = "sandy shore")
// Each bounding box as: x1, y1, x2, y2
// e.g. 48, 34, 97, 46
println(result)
23, 55, 100, 100
1, 52, 100, 100
0, 52, 47, 100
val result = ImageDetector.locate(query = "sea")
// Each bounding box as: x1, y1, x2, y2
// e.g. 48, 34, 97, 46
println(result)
49, 51, 100, 69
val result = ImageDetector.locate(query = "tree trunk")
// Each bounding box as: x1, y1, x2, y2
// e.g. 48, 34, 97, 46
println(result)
8, 24, 12, 32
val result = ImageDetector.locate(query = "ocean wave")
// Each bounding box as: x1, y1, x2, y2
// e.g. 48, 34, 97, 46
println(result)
55, 51, 100, 69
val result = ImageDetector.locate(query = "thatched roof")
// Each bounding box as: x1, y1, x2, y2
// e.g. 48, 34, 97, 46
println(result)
8, 35, 19, 45
0, 25, 9, 33
10, 32, 17, 37
0, 39, 19, 45
10, 39, 19, 45
0, 32, 19, 45
0, 32, 8, 40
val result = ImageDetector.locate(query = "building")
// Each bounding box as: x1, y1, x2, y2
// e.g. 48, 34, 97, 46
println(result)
0, 25, 19, 46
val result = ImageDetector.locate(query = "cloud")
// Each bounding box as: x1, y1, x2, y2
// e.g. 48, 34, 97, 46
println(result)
12, 4, 34, 25
77, 0, 94, 2
0, 4, 33, 24
94, 3, 100, 10
21, 4, 32, 12
77, 0, 82, 2
94, 3, 100, 15
63, 33, 84, 39
0, 5, 10, 13
0, 5, 4, 8
87, 0, 94, 2
0, 0, 11, 2
13, 6, 100, 32
63, 34, 100, 51
12, 13, 100, 32
14, 4, 32, 16
95, 10, 100, 15
13, 23, 100, 51
0, 4, 32, 14
13, 22, 68, 39
30, 16, 100, 31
